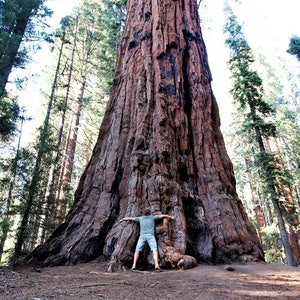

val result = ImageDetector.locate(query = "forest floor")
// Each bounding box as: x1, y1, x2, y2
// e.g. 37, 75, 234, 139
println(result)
1, 260, 300, 300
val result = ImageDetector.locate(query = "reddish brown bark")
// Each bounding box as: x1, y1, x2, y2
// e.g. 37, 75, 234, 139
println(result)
265, 137, 300, 264
265, 137, 299, 227
254, 204, 266, 246
27, 0, 263, 270
289, 228, 300, 265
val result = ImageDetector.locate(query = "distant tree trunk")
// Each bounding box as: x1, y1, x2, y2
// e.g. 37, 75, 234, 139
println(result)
27, 0, 263, 270
244, 154, 269, 227
50, 16, 79, 225
57, 15, 78, 145
0, 115, 24, 261
39, 29, 66, 244
40, 15, 79, 240
253, 111, 296, 266
54, 82, 84, 224
13, 115, 50, 262
12, 9, 60, 262
268, 138, 299, 224
265, 137, 300, 264
253, 205, 265, 246
289, 228, 300, 265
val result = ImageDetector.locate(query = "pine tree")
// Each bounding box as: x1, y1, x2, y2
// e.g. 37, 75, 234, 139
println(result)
42, 0, 126, 234
9, 0, 127, 257
0, 116, 35, 264
224, 7, 297, 266
0, 0, 51, 96
0, 95, 19, 140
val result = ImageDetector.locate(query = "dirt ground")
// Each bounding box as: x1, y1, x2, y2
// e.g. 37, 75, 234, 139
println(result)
1, 261, 300, 300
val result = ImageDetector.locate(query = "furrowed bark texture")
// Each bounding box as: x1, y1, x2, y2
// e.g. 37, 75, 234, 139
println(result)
28, 0, 263, 270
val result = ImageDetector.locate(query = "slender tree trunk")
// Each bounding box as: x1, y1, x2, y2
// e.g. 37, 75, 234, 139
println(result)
294, 188, 300, 220
289, 228, 300, 265
41, 17, 79, 240
54, 82, 84, 224
271, 198, 296, 266
254, 204, 265, 247
252, 114, 296, 266
265, 136, 300, 264
39, 32, 67, 243
244, 154, 268, 233
12, 11, 63, 262
26, 0, 263, 270
280, 138, 300, 219
56, 15, 79, 146
266, 138, 299, 225
13, 136, 45, 262
0, 115, 25, 261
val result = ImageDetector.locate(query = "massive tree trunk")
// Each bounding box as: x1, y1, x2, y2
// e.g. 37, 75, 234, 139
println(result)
27, 0, 263, 270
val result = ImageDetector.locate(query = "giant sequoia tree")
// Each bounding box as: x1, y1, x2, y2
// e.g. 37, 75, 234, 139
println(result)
27, 0, 263, 270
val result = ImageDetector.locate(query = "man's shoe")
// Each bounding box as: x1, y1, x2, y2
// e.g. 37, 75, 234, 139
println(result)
154, 268, 162, 272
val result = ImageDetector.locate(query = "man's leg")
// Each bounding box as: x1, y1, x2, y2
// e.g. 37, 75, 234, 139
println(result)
147, 235, 160, 270
132, 235, 145, 270
132, 250, 140, 269
152, 249, 160, 269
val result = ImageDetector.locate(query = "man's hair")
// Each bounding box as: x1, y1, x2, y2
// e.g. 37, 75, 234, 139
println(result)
144, 208, 151, 216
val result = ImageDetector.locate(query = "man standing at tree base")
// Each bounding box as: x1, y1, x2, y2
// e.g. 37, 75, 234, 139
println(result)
119, 211, 175, 271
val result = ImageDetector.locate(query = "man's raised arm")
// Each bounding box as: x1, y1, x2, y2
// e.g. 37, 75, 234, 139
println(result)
159, 214, 175, 221
119, 217, 136, 223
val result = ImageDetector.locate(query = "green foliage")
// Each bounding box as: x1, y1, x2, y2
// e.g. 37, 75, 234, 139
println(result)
225, 8, 275, 163
0, 218, 10, 233
254, 152, 286, 197
261, 225, 283, 263
5, 0, 127, 257
276, 108, 300, 195
0, 0, 52, 95
0, 0, 127, 261
0, 141, 35, 263
224, 5, 299, 266
287, 36, 300, 61
0, 95, 20, 141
